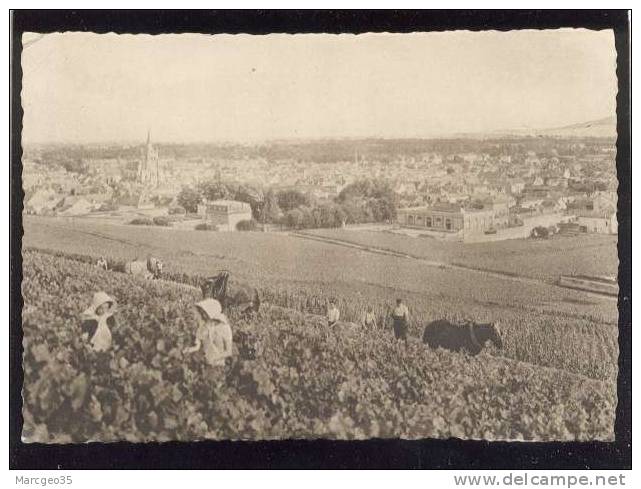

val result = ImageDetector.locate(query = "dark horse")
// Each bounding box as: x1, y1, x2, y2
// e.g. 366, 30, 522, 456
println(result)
201, 271, 260, 317
422, 319, 503, 355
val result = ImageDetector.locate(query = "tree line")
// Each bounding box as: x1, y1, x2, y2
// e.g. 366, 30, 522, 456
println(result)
176, 178, 398, 230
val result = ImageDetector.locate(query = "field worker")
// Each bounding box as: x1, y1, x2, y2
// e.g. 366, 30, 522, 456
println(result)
391, 298, 410, 342
96, 256, 108, 271
183, 299, 233, 368
327, 299, 340, 327
80, 291, 116, 352
362, 305, 377, 329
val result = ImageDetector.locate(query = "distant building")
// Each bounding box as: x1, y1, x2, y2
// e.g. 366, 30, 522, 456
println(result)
509, 179, 526, 195
397, 202, 504, 235
103, 166, 123, 184
573, 194, 617, 234
576, 212, 618, 234
137, 131, 164, 187
197, 199, 252, 231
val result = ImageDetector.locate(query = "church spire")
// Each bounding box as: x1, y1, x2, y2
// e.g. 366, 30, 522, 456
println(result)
138, 129, 161, 187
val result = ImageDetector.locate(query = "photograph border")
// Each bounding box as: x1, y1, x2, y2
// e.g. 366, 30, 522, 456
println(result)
9, 9, 631, 470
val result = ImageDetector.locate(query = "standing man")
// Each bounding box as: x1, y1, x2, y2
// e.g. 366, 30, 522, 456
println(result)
391, 298, 409, 343
327, 299, 340, 327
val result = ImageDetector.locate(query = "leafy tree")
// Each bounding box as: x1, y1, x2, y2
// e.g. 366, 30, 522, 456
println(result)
197, 180, 232, 201
340, 199, 366, 224
151, 195, 173, 207
176, 187, 202, 213
337, 178, 396, 203
298, 206, 315, 229
284, 208, 304, 229
195, 222, 217, 231
316, 204, 346, 228
129, 217, 153, 226
375, 198, 396, 221
277, 189, 310, 212
152, 216, 171, 227
235, 185, 265, 219
336, 178, 397, 223
334, 205, 347, 227
311, 207, 323, 228
60, 158, 88, 174
236, 219, 259, 231
259, 190, 282, 223
318, 204, 334, 228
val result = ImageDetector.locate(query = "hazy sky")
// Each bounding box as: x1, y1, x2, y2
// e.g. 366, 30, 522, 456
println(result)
21, 29, 617, 143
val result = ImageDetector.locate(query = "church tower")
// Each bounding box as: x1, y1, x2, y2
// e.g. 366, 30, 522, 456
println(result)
137, 130, 161, 187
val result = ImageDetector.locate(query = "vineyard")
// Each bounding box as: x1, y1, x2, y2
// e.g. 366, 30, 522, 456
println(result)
23, 217, 619, 381
302, 228, 619, 283
22, 250, 616, 442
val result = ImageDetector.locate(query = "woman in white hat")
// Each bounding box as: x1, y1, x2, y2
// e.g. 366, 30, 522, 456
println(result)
80, 291, 116, 352
183, 299, 233, 367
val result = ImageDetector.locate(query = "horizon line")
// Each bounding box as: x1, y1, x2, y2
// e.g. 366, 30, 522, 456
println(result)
20, 115, 616, 146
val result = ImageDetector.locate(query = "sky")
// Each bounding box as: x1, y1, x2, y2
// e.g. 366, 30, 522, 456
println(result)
21, 29, 617, 143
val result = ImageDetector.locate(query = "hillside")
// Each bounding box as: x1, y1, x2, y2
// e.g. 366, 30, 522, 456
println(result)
23, 217, 619, 381
537, 116, 617, 138
22, 250, 616, 442
486, 116, 617, 139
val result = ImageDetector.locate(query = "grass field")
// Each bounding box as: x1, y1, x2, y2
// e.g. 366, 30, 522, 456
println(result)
23, 216, 619, 382
302, 228, 619, 283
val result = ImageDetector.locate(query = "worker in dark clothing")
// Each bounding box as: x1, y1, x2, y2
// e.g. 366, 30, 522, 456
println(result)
391, 298, 409, 343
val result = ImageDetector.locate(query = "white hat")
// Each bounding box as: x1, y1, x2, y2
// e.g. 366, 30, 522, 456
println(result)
195, 299, 226, 322
83, 291, 115, 317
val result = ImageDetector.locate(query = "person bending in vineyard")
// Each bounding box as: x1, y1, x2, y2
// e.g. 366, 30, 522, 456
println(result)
391, 298, 409, 344
327, 299, 340, 328
183, 299, 233, 368
80, 291, 116, 352
362, 305, 377, 329
96, 256, 108, 271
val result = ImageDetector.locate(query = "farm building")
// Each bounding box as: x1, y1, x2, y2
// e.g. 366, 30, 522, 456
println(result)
572, 194, 617, 235
397, 202, 505, 235
197, 199, 252, 231
576, 212, 618, 234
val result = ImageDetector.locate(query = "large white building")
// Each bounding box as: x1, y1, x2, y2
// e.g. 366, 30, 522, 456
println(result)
397, 200, 510, 235
576, 211, 618, 234
197, 199, 253, 231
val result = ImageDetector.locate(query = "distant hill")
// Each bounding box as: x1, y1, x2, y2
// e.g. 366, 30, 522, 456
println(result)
450, 116, 617, 140
536, 116, 617, 138
488, 116, 617, 139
